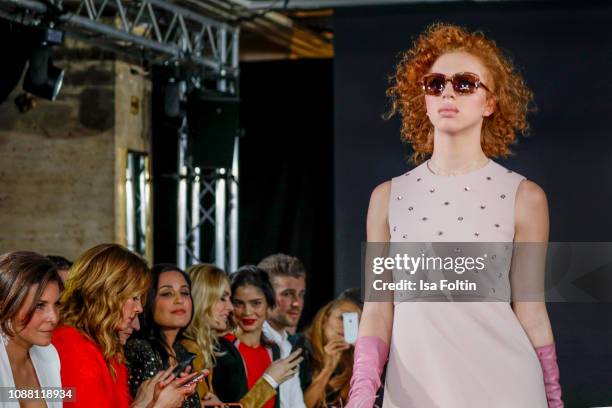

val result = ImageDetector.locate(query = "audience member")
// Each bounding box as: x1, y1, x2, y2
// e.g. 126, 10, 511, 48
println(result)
125, 264, 203, 408
258, 254, 307, 408
0, 251, 63, 408
52, 244, 199, 408
47, 255, 72, 283
303, 299, 361, 408
213, 265, 303, 408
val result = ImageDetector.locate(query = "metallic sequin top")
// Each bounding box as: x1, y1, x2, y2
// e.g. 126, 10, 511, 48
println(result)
125, 337, 201, 408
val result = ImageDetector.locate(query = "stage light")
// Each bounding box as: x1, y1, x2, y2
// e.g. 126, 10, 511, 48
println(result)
23, 46, 64, 101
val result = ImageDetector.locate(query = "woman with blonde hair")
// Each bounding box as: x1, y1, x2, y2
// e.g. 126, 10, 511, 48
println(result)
182, 263, 302, 408
303, 299, 360, 408
52, 244, 200, 408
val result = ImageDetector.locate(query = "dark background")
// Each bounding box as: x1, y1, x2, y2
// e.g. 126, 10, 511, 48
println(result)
238, 59, 335, 328
333, 1, 612, 405
152, 59, 335, 330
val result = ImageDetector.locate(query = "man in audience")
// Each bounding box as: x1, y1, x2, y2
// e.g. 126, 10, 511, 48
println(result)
258, 254, 307, 408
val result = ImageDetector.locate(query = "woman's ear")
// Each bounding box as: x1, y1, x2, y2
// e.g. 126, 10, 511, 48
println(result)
484, 96, 496, 117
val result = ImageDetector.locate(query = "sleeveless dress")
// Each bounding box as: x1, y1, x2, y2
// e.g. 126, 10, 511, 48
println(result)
383, 159, 548, 408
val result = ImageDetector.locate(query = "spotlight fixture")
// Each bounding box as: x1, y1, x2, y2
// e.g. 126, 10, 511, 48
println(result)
23, 45, 64, 101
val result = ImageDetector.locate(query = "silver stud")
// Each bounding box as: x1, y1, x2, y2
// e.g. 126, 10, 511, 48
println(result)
491, 254, 497, 260
405, 172, 411, 176
444, 201, 450, 206
408, 206, 414, 211
498, 272, 503, 278
492, 287, 496, 293
507, 170, 513, 173
500, 194, 506, 199
417, 177, 422, 182
474, 232, 480, 237
393, 226, 397, 232
430, 188, 435, 193
422, 217, 428, 221
437, 231, 443, 236
480, 205, 486, 210
397, 195, 403, 200
454, 247, 461, 253
458, 216, 464, 221
402, 234, 407, 239
486, 176, 492, 180
494, 223, 500, 228
464, 186, 470, 191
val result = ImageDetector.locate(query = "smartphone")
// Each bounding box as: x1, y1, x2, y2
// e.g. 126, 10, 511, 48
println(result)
342, 312, 359, 344
173, 353, 196, 376
183, 370, 208, 387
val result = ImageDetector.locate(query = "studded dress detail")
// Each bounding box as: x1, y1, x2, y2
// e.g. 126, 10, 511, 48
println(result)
383, 159, 548, 408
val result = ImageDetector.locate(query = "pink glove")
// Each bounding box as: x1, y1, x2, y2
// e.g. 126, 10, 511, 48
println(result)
346, 336, 389, 408
535, 343, 563, 408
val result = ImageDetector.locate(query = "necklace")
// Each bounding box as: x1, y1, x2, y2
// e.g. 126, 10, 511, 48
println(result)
427, 156, 489, 176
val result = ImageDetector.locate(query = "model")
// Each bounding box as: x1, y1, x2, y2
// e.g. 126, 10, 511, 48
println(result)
347, 23, 563, 408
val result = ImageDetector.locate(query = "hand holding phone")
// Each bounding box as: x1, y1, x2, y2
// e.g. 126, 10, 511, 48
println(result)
173, 353, 196, 376
182, 369, 209, 387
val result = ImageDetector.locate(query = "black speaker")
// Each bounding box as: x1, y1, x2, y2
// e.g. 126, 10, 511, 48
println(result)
187, 90, 240, 169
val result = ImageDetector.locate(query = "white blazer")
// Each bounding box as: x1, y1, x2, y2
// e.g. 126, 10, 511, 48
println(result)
0, 338, 63, 408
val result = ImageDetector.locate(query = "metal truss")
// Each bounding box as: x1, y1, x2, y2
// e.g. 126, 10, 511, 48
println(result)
1, 0, 240, 270
126, 150, 150, 257
176, 117, 239, 272
1, 0, 240, 75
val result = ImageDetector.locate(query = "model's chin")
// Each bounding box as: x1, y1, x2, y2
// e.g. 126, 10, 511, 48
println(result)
431, 117, 484, 134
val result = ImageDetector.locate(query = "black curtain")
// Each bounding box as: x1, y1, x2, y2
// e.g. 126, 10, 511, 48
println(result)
239, 59, 334, 328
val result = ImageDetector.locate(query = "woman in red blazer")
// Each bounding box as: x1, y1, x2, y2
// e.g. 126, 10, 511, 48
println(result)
52, 244, 200, 408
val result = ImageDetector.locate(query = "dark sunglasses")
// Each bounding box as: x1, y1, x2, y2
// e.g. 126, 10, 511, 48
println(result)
420, 72, 490, 96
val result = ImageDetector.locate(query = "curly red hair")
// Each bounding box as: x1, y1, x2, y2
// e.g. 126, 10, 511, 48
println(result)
386, 23, 535, 164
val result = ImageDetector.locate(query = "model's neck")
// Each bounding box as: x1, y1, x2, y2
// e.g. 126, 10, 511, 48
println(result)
430, 126, 487, 174
238, 328, 262, 348
5, 336, 32, 366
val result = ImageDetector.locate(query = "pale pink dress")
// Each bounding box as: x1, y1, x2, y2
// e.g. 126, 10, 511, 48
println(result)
383, 159, 548, 408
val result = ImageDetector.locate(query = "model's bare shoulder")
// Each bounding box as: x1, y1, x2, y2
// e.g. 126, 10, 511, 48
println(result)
515, 179, 549, 242
516, 179, 548, 211
367, 180, 392, 241
370, 180, 391, 203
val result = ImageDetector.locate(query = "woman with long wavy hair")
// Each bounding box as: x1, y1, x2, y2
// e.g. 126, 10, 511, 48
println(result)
52, 244, 199, 408
303, 299, 361, 408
